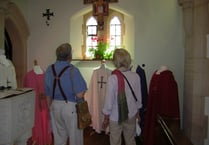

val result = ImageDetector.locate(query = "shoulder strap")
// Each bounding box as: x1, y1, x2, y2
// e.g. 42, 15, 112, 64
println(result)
122, 74, 137, 102
51, 64, 70, 103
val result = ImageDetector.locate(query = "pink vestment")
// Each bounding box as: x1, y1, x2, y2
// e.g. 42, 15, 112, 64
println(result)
24, 70, 52, 145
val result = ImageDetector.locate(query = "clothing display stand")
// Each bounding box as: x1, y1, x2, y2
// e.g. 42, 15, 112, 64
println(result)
86, 60, 112, 134
24, 60, 52, 145
142, 66, 180, 145
33, 59, 44, 74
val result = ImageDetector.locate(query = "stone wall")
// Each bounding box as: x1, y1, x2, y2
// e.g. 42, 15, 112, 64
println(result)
179, 0, 209, 144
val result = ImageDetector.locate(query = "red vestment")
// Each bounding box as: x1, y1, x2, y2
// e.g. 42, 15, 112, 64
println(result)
142, 70, 180, 145
24, 70, 52, 145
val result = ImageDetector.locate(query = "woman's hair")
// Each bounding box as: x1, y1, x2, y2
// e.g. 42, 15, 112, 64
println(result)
112, 48, 131, 69
56, 43, 72, 61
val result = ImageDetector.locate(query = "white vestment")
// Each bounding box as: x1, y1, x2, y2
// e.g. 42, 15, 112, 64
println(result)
86, 63, 111, 133
0, 55, 17, 89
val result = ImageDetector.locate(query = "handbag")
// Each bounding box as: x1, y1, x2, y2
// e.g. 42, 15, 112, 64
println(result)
69, 67, 92, 129
76, 100, 92, 129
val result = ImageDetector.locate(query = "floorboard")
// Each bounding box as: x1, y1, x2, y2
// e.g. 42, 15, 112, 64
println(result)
51, 126, 143, 145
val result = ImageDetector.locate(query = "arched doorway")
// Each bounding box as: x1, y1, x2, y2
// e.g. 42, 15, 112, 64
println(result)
4, 2, 29, 87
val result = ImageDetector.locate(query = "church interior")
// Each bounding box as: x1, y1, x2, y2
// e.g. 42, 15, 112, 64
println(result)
0, 0, 209, 145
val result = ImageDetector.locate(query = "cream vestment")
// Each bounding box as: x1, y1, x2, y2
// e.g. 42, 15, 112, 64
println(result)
86, 63, 111, 133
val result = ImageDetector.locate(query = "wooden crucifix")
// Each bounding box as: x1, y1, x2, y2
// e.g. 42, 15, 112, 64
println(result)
93, 0, 108, 30
93, 0, 109, 16
84, 0, 118, 30
84, 0, 118, 4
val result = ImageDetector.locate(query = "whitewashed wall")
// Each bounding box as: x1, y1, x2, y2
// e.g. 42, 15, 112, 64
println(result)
15, 0, 184, 122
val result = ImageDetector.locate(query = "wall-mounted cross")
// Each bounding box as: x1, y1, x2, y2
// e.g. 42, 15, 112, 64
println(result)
83, 0, 118, 30
42, 9, 54, 26
97, 76, 106, 88
84, 0, 118, 4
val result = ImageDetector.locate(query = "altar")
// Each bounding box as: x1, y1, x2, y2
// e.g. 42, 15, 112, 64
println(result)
0, 88, 35, 145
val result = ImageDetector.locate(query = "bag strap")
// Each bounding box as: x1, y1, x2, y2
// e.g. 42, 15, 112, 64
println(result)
51, 64, 70, 103
122, 74, 137, 102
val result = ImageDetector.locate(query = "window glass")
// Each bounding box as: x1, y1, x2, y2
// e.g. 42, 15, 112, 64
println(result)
110, 16, 121, 49
86, 17, 98, 57
84, 11, 123, 59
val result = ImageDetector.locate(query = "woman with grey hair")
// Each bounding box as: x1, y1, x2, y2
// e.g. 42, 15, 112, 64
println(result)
44, 43, 87, 145
102, 48, 142, 145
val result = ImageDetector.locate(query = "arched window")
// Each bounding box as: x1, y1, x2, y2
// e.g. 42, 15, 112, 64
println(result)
109, 16, 121, 50
83, 9, 124, 59
86, 17, 98, 57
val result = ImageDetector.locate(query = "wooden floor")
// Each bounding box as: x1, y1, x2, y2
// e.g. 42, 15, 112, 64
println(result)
51, 126, 143, 145
84, 127, 110, 145
84, 127, 143, 145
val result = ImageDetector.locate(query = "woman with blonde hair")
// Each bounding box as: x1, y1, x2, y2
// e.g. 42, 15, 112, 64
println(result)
102, 48, 142, 145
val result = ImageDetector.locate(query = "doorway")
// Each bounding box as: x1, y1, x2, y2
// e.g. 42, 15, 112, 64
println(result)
4, 2, 29, 87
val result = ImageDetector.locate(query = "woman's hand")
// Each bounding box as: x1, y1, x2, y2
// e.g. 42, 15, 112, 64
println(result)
136, 111, 141, 123
102, 115, 109, 130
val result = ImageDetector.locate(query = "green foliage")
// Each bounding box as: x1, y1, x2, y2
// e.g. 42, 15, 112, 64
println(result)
89, 42, 113, 60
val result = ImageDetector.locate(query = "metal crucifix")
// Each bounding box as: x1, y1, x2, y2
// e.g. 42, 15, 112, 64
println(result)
42, 9, 54, 26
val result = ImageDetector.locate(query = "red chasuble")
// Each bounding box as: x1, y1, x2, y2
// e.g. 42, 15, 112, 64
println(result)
142, 70, 180, 145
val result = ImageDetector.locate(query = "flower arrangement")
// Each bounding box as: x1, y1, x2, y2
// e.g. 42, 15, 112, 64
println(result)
89, 42, 113, 60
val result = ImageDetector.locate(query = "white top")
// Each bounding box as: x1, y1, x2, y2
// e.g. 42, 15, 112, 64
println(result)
0, 55, 10, 67
0, 49, 5, 55
33, 65, 44, 74
102, 70, 142, 121
0, 55, 17, 89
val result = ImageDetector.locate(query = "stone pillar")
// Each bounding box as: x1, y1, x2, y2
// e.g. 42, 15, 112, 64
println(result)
179, 0, 194, 141
180, 0, 209, 145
